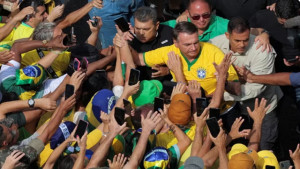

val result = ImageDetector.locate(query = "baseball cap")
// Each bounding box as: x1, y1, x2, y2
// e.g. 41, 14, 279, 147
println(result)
50, 121, 76, 149
144, 147, 170, 169
132, 80, 163, 107
85, 89, 116, 128
168, 94, 191, 125
228, 144, 279, 169
183, 156, 204, 169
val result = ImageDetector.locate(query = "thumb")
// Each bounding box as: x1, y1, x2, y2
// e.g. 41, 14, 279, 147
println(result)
107, 159, 112, 165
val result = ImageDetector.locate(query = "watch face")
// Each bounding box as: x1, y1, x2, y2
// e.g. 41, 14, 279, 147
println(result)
29, 99, 34, 106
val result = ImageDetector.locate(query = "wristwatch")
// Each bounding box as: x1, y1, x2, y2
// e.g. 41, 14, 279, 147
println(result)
28, 99, 35, 108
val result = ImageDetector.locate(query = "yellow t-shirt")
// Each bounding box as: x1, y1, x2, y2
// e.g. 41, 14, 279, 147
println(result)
0, 41, 13, 51
143, 43, 239, 95
21, 50, 70, 77
0, 23, 15, 41
12, 22, 34, 41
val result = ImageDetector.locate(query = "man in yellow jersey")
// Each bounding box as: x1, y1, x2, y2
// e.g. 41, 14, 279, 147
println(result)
120, 21, 240, 96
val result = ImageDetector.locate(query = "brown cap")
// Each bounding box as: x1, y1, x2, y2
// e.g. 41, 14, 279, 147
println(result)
168, 94, 191, 125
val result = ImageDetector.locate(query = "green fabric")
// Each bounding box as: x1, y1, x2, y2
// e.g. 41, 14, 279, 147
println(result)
18, 127, 32, 141
180, 49, 202, 71
161, 15, 229, 42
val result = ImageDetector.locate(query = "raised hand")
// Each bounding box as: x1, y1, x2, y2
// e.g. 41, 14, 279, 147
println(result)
87, 16, 103, 33
229, 117, 251, 140
141, 111, 161, 133
247, 98, 270, 124
170, 82, 186, 100
69, 71, 86, 91
213, 52, 233, 81
193, 107, 209, 129
91, 0, 103, 9
187, 80, 201, 100
151, 65, 170, 78
108, 153, 127, 169
167, 51, 183, 75
2, 150, 25, 169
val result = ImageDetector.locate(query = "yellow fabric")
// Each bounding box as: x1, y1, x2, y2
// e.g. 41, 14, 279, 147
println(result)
38, 128, 103, 167
21, 50, 70, 77
156, 122, 196, 149
0, 23, 15, 41
85, 97, 100, 128
12, 22, 34, 41
143, 43, 239, 95
0, 41, 13, 51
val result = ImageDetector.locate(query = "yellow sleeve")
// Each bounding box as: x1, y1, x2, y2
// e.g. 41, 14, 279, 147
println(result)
143, 45, 171, 67
86, 128, 103, 149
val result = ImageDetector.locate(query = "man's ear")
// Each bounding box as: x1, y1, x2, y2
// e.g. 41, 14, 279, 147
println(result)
174, 38, 178, 48
225, 32, 230, 39
155, 21, 160, 31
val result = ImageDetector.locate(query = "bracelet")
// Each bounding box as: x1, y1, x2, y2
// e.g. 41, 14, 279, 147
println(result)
261, 29, 269, 35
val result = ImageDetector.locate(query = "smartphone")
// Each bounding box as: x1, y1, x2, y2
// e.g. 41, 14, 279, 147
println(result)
279, 160, 291, 169
196, 98, 208, 117
70, 27, 76, 44
123, 99, 132, 115
81, 57, 88, 71
209, 108, 220, 120
63, 34, 72, 46
265, 165, 276, 169
115, 107, 125, 125
128, 68, 140, 85
74, 120, 88, 138
91, 16, 98, 27
19, 154, 30, 164
95, 69, 106, 78
154, 97, 164, 113
65, 84, 74, 100
206, 117, 220, 138
114, 17, 130, 32
162, 81, 177, 96
25, 1, 35, 22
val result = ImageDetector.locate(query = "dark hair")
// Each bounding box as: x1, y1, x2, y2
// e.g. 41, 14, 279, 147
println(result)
81, 72, 110, 107
134, 6, 158, 24
188, 0, 211, 10
55, 155, 75, 169
275, 0, 298, 19
19, 0, 45, 11
228, 17, 250, 34
0, 126, 6, 147
173, 21, 198, 40
131, 104, 154, 129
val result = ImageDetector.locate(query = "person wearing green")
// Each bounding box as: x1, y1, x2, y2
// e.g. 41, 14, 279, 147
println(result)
162, 0, 228, 42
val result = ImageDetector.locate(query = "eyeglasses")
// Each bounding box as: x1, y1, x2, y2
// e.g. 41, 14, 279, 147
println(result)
189, 12, 211, 20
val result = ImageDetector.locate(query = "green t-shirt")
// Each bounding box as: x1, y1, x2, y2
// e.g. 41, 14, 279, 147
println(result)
161, 15, 229, 42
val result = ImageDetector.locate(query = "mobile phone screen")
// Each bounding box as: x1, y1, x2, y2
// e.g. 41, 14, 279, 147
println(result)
154, 97, 164, 113
128, 68, 140, 86
115, 107, 125, 125
206, 117, 220, 138
209, 108, 220, 120
74, 120, 88, 138
65, 84, 74, 100
265, 165, 275, 169
114, 17, 130, 32
123, 99, 132, 115
196, 98, 208, 117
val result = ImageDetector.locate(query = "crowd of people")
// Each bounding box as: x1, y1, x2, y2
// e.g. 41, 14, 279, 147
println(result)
0, 0, 299, 168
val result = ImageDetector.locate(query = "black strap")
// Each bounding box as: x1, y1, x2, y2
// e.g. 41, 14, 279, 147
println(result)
36, 48, 58, 78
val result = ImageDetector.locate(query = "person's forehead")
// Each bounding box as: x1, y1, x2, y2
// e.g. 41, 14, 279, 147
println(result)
189, 1, 210, 13
36, 5, 46, 13
134, 19, 155, 28
230, 30, 250, 39
178, 32, 198, 41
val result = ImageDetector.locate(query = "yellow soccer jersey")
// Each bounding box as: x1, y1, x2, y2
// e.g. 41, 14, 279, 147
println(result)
12, 22, 34, 41
0, 23, 15, 41
21, 50, 71, 77
143, 42, 239, 95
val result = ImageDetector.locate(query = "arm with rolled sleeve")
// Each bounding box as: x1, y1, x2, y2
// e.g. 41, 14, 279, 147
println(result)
228, 50, 276, 101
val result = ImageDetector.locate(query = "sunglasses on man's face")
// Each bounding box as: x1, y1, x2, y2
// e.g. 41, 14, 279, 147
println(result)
190, 13, 211, 20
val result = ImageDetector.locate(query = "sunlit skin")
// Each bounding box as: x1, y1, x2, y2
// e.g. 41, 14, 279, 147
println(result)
188, 1, 211, 35
29, 6, 48, 28
134, 19, 159, 43
174, 32, 200, 61
0, 124, 19, 148
225, 30, 250, 54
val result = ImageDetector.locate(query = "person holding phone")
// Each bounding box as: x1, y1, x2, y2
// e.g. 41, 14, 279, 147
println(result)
118, 21, 240, 97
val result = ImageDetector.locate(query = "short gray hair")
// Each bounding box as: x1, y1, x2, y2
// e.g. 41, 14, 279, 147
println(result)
134, 6, 157, 24
32, 22, 56, 41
